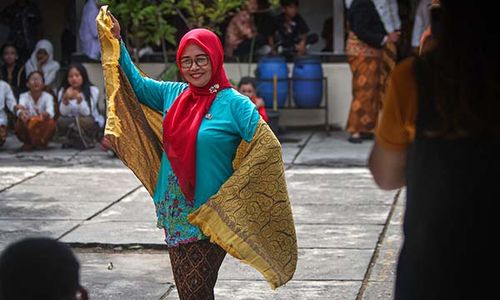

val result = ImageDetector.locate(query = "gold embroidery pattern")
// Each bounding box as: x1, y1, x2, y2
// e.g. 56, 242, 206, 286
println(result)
189, 120, 297, 289
98, 7, 297, 289
97, 6, 163, 196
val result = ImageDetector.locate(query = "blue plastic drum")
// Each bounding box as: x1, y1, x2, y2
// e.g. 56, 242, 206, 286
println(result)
255, 56, 288, 108
292, 57, 323, 108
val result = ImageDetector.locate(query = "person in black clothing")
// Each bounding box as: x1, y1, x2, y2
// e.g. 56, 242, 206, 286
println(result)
252, 0, 278, 52
321, 16, 333, 52
0, 0, 42, 62
369, 1, 498, 299
274, 0, 310, 58
0, 237, 89, 300
344, 0, 399, 143
0, 42, 27, 99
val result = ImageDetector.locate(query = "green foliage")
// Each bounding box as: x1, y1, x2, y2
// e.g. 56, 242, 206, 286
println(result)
160, 63, 179, 81
99, 0, 177, 50
174, 0, 243, 33
269, 0, 280, 7
99, 0, 248, 45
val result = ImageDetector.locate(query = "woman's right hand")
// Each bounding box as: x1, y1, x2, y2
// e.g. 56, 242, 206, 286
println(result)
63, 87, 76, 105
109, 12, 121, 40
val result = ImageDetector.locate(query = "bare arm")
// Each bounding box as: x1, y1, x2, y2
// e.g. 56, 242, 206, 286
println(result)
368, 141, 407, 190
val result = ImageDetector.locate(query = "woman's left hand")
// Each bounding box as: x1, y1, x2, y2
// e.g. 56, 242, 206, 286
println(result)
109, 12, 121, 40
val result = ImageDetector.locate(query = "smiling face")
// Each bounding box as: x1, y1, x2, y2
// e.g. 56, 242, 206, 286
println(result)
27, 72, 44, 92
179, 43, 212, 88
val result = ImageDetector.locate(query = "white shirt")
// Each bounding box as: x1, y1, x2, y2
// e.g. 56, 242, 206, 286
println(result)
412, 0, 432, 47
58, 86, 104, 128
0, 80, 16, 126
372, 0, 402, 33
17, 91, 55, 118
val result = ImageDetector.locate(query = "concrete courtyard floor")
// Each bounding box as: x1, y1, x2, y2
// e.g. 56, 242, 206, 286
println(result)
0, 129, 404, 300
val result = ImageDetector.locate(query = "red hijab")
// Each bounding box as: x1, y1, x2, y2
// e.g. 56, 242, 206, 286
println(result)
163, 29, 232, 203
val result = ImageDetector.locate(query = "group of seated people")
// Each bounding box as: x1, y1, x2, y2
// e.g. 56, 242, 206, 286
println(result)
0, 40, 105, 151
0, 37, 275, 152
223, 0, 317, 60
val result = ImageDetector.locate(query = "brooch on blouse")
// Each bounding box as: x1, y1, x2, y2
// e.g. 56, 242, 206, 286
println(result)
205, 113, 213, 120
209, 83, 220, 94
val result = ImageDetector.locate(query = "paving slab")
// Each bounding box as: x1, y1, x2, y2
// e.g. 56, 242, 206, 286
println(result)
0, 137, 403, 300
20, 167, 141, 187
390, 191, 405, 228
292, 204, 391, 225
294, 132, 373, 166
286, 167, 379, 189
166, 280, 361, 300
76, 251, 173, 300
361, 281, 395, 300
289, 185, 398, 206
296, 224, 383, 249
282, 143, 302, 165
92, 188, 157, 222
0, 133, 22, 151
378, 225, 403, 253
61, 221, 384, 251
279, 131, 312, 164
0, 170, 40, 190
369, 249, 399, 283
0, 146, 80, 162
68, 148, 122, 165
0, 220, 79, 252
0, 200, 114, 220
62, 220, 164, 246
1, 184, 130, 203
218, 248, 373, 281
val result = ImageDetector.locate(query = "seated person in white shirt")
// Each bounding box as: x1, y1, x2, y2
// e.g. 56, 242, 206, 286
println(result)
15, 71, 56, 151
0, 80, 17, 147
56, 63, 104, 149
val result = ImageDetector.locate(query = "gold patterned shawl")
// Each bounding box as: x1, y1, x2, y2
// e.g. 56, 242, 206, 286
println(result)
97, 6, 297, 289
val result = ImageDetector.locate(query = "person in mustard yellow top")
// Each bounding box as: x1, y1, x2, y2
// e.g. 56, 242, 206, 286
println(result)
369, 1, 499, 299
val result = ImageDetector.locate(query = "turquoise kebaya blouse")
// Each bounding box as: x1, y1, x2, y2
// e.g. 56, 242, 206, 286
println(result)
118, 42, 260, 247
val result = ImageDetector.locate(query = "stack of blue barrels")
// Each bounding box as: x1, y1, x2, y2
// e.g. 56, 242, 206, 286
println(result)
292, 56, 323, 108
255, 56, 288, 108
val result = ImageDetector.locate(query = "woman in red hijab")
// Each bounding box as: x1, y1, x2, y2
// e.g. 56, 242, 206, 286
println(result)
110, 17, 262, 299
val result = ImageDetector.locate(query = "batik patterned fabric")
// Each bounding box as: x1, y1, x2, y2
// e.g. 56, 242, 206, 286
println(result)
188, 120, 297, 289
15, 116, 56, 148
346, 54, 382, 134
346, 31, 385, 134
157, 174, 205, 247
168, 239, 226, 300
97, 6, 296, 289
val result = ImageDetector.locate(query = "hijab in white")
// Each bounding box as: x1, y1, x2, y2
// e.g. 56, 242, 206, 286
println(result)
25, 39, 60, 87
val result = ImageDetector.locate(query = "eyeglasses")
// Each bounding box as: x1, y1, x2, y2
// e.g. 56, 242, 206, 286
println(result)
179, 55, 210, 69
